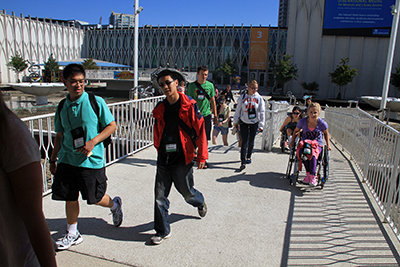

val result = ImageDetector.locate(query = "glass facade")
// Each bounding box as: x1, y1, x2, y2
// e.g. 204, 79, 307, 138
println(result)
84, 25, 287, 86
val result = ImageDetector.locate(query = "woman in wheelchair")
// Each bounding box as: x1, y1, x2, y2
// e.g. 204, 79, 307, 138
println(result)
289, 102, 331, 186
280, 106, 302, 145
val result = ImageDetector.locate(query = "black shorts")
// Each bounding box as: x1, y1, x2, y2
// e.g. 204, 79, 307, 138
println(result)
204, 114, 212, 140
52, 163, 108, 204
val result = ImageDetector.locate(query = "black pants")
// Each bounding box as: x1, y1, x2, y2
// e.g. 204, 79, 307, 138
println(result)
204, 114, 212, 141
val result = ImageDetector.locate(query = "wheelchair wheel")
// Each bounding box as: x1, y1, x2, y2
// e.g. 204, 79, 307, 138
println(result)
286, 145, 298, 185
323, 145, 330, 182
286, 152, 293, 180
280, 132, 287, 152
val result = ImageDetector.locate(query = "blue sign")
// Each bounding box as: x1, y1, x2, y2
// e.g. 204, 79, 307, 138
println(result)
323, 0, 395, 36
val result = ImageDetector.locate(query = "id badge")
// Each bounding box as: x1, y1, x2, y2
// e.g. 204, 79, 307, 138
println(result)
219, 114, 224, 122
71, 126, 85, 149
197, 90, 205, 100
165, 135, 178, 153
166, 143, 177, 153
248, 108, 256, 119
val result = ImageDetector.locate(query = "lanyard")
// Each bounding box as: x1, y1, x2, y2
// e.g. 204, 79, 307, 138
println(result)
66, 103, 83, 130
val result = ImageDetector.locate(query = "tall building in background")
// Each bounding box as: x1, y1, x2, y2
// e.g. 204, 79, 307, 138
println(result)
109, 10, 135, 28
278, 0, 289, 28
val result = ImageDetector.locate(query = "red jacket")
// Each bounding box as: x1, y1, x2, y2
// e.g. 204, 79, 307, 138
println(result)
152, 92, 208, 165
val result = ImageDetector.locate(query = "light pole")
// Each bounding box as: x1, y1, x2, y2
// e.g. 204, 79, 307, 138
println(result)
134, 0, 143, 89
380, 0, 400, 119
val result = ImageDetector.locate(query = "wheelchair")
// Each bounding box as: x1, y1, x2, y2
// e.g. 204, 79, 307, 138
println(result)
286, 139, 330, 189
280, 130, 289, 152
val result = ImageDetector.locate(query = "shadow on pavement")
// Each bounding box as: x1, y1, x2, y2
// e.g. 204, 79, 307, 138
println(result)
47, 213, 199, 243
216, 171, 306, 197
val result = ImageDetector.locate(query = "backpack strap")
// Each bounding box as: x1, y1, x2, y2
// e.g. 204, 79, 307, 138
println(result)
194, 81, 211, 100
88, 93, 112, 146
56, 93, 111, 146
88, 93, 100, 119
163, 99, 198, 149
177, 118, 198, 149
56, 98, 66, 122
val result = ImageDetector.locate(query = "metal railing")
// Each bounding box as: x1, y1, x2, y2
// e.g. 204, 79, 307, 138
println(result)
261, 101, 290, 151
325, 107, 400, 240
22, 95, 165, 195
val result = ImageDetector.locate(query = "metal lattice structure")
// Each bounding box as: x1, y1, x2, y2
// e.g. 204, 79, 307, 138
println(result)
1, 10, 287, 86
0, 10, 85, 83
84, 25, 287, 85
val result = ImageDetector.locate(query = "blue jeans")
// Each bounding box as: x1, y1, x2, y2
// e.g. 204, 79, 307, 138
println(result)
239, 122, 259, 165
154, 162, 204, 236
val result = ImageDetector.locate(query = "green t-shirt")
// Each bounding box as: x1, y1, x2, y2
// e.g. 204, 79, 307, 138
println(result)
55, 91, 115, 168
186, 80, 216, 117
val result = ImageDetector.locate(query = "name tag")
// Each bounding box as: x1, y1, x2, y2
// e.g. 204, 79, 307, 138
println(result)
248, 108, 256, 119
74, 137, 85, 149
71, 126, 85, 149
166, 143, 177, 153
197, 89, 205, 100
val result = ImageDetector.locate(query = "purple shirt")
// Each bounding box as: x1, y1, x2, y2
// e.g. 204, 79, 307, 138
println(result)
296, 117, 328, 146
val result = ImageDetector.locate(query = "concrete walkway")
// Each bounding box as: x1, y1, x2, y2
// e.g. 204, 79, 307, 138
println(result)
45, 133, 400, 266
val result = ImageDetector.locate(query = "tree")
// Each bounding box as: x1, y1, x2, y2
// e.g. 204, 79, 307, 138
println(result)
217, 55, 236, 84
329, 57, 358, 99
82, 57, 100, 70
301, 81, 319, 96
43, 54, 60, 82
6, 53, 28, 83
390, 64, 400, 93
273, 55, 298, 94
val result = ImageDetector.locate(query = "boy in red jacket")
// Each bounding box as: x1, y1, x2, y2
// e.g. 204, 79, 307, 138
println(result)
151, 69, 208, 245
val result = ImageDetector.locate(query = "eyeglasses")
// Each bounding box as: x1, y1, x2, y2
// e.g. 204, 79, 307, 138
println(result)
67, 79, 86, 86
158, 80, 175, 87
293, 112, 300, 115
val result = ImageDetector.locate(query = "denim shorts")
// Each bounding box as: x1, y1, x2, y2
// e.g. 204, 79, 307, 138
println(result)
213, 125, 229, 135
52, 163, 107, 204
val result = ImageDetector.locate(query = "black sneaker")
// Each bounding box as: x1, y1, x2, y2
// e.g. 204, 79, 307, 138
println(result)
198, 202, 207, 217
111, 196, 123, 227
151, 233, 171, 245
239, 164, 246, 171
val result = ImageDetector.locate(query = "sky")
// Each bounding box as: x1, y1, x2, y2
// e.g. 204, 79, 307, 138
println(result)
2, 0, 279, 27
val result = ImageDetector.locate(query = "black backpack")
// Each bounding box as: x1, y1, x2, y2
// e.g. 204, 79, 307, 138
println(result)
57, 93, 112, 147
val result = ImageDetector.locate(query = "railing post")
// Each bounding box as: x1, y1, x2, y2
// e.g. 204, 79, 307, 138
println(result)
362, 120, 376, 183
385, 134, 400, 224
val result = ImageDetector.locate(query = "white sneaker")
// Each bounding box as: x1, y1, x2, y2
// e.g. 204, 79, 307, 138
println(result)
56, 231, 83, 250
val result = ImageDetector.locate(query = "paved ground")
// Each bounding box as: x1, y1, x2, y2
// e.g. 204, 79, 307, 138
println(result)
44, 130, 400, 266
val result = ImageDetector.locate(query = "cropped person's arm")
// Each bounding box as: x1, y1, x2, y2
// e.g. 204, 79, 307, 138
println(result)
8, 162, 57, 267
323, 129, 332, 150
290, 127, 301, 147
50, 132, 63, 175
280, 117, 291, 132
210, 97, 218, 124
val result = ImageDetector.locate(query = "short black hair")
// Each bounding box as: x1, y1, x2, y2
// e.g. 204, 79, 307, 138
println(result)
197, 65, 208, 73
62, 63, 85, 80
157, 69, 178, 83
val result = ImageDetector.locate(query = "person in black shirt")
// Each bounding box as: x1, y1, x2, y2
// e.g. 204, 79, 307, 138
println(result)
221, 85, 236, 105
151, 69, 208, 245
